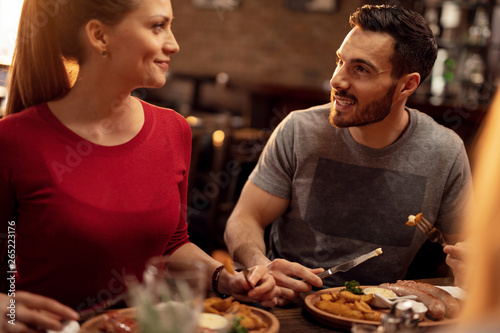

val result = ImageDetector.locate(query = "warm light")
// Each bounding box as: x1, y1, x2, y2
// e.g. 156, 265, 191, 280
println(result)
0, 0, 23, 65
186, 116, 199, 126
212, 130, 225, 147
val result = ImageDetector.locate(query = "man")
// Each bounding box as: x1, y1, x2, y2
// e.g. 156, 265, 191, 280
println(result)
224, 4, 471, 304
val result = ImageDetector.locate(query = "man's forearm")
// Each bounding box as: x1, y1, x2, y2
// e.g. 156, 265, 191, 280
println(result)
225, 219, 270, 268
232, 241, 271, 268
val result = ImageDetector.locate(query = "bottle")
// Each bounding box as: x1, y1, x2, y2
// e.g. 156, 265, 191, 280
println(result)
468, 6, 492, 46
463, 52, 485, 85
440, 1, 462, 43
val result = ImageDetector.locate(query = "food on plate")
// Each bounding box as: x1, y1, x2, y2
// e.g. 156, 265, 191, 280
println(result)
198, 313, 229, 333
212, 250, 236, 275
317, 300, 364, 320
363, 287, 397, 299
341, 280, 364, 295
224, 257, 236, 275
395, 299, 428, 321
396, 280, 460, 318
98, 310, 139, 333
337, 290, 374, 304
406, 213, 422, 226
314, 288, 382, 322
204, 297, 269, 331
379, 282, 446, 319
205, 296, 234, 314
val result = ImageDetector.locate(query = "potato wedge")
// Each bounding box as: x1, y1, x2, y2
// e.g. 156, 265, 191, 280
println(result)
316, 300, 364, 320
364, 311, 383, 321
338, 290, 362, 302
354, 300, 372, 313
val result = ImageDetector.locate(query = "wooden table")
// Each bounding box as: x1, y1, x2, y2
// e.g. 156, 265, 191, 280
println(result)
273, 305, 346, 332
266, 277, 455, 332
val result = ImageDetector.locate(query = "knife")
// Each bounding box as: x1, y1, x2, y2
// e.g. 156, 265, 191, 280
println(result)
77, 292, 128, 322
316, 248, 383, 279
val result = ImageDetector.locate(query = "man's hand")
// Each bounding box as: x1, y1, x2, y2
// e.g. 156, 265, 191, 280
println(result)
444, 242, 469, 289
266, 259, 323, 306
225, 265, 280, 308
0, 291, 79, 333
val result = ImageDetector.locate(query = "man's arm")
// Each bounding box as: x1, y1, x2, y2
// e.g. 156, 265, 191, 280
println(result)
224, 180, 289, 268
224, 180, 323, 303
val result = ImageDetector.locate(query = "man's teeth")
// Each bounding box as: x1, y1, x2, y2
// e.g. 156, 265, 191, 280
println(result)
337, 99, 355, 106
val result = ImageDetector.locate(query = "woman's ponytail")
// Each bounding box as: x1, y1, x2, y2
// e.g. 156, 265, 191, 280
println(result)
5, 0, 71, 116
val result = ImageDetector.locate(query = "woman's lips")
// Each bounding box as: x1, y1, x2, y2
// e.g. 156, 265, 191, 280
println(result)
155, 60, 170, 71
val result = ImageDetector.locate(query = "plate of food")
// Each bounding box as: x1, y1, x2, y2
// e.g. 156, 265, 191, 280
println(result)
79, 308, 138, 333
204, 296, 279, 333
79, 297, 279, 333
304, 280, 461, 330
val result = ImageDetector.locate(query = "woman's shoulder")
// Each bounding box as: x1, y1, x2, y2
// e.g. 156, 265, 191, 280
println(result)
138, 99, 188, 126
0, 103, 47, 132
138, 99, 191, 147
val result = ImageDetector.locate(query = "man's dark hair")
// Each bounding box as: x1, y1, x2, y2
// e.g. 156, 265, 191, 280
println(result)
350, 5, 437, 83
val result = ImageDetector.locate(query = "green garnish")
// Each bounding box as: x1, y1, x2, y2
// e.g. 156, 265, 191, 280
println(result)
231, 316, 248, 333
341, 280, 364, 295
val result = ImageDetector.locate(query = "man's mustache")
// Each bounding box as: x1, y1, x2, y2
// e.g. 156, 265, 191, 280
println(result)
331, 90, 358, 103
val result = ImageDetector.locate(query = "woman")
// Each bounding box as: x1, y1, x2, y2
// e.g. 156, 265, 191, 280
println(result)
457, 89, 500, 330
0, 0, 279, 331
442, 90, 500, 332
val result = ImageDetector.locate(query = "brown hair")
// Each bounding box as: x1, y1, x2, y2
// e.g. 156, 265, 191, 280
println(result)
349, 5, 437, 84
5, 0, 140, 116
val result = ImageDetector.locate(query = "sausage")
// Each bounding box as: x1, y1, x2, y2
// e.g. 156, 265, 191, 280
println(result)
378, 283, 446, 320
396, 280, 460, 318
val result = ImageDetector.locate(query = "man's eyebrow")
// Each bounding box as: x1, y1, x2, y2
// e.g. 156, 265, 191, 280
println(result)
351, 58, 378, 71
336, 51, 379, 72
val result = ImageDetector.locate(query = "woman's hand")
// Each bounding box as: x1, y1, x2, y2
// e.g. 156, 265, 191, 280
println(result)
0, 291, 79, 333
266, 259, 323, 306
225, 265, 280, 308
444, 242, 469, 289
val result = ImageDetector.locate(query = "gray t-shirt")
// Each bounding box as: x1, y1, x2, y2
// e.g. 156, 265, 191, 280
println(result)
249, 103, 472, 287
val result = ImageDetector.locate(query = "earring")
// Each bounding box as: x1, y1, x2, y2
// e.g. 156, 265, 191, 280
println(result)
101, 49, 107, 56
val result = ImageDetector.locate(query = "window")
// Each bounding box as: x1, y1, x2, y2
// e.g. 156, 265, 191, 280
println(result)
0, 0, 23, 65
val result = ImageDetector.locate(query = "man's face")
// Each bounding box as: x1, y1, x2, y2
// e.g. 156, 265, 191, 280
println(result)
329, 27, 399, 128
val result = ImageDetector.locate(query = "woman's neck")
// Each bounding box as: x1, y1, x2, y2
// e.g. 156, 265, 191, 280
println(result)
47, 71, 145, 146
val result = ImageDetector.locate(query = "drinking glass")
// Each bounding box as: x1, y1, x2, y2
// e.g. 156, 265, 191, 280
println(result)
131, 256, 207, 333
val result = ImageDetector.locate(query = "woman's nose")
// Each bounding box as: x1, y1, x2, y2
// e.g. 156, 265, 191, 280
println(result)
165, 31, 180, 55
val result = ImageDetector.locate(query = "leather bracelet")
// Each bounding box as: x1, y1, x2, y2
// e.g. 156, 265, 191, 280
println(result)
212, 265, 231, 299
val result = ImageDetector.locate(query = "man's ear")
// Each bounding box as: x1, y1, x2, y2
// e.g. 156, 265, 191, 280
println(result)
85, 19, 108, 55
398, 72, 421, 98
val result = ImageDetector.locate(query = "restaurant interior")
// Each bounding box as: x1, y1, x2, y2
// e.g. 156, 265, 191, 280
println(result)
1, 0, 499, 280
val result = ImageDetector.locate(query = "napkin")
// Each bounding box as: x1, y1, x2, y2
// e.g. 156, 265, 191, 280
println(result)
437, 286, 466, 300
47, 320, 80, 333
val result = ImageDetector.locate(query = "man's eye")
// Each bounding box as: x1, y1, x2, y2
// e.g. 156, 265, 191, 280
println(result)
356, 65, 368, 73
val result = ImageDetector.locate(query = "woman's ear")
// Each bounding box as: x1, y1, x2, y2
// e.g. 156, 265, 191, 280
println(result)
85, 19, 108, 55
398, 72, 421, 98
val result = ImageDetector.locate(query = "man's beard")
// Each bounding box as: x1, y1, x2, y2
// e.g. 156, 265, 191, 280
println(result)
329, 83, 397, 128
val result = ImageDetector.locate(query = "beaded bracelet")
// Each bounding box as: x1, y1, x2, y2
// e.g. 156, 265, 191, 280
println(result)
212, 265, 231, 299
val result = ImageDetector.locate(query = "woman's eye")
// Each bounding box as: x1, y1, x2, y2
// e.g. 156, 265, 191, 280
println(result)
153, 23, 165, 32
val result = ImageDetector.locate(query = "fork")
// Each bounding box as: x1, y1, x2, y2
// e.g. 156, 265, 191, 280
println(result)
241, 268, 254, 289
415, 214, 447, 247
